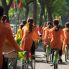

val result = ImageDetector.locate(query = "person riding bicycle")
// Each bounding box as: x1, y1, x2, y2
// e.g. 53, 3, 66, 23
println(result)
1, 15, 11, 29
20, 18, 33, 51
63, 22, 69, 53
0, 6, 21, 69
31, 22, 40, 57
20, 18, 39, 59
42, 21, 53, 52
15, 20, 26, 45
49, 19, 64, 63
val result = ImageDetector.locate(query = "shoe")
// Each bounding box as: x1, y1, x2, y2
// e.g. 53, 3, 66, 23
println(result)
50, 64, 54, 66
46, 60, 49, 63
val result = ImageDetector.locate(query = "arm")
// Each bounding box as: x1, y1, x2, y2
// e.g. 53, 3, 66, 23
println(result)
20, 28, 28, 48
5, 28, 21, 52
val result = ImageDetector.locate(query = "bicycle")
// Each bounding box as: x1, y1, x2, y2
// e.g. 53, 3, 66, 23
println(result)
51, 49, 59, 69
45, 45, 51, 63
2, 50, 17, 69
65, 44, 69, 62
18, 51, 35, 69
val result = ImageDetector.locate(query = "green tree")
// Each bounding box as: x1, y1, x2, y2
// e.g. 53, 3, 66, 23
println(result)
39, 0, 46, 26
45, 0, 54, 21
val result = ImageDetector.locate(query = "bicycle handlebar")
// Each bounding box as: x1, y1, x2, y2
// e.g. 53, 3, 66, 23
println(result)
2, 50, 16, 55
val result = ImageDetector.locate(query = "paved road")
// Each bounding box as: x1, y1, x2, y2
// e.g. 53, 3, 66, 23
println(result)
35, 51, 69, 69
17, 51, 69, 69
17, 42, 69, 69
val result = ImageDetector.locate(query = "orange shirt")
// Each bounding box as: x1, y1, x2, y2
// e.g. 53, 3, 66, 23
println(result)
49, 27, 63, 49
21, 25, 40, 51
0, 23, 20, 69
42, 27, 46, 41
21, 32, 33, 51
20, 24, 33, 51
44, 27, 50, 41
63, 28, 69, 45
32, 27, 40, 41
42, 27, 50, 47
37, 26, 43, 35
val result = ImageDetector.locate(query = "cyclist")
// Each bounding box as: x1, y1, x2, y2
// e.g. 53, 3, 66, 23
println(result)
20, 18, 33, 52
31, 23, 40, 57
0, 6, 21, 69
20, 18, 39, 58
63, 22, 69, 53
49, 19, 64, 63
42, 21, 53, 52
15, 20, 26, 45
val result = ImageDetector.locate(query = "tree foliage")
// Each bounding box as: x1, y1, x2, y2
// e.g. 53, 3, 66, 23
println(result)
0, 0, 69, 24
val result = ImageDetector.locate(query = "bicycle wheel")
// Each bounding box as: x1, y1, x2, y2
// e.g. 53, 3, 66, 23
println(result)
65, 48, 68, 62
8, 58, 17, 69
52, 49, 59, 69
54, 64, 58, 69
22, 61, 28, 69
45, 46, 51, 63
31, 59, 35, 69
67, 50, 69, 60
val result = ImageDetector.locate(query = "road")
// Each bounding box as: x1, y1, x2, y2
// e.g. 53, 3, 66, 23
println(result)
17, 42, 69, 69
35, 51, 69, 69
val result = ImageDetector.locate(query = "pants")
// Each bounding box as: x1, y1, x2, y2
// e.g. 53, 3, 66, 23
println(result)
51, 48, 62, 62
31, 41, 35, 56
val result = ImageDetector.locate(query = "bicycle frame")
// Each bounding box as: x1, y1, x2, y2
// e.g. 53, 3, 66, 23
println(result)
45, 45, 51, 63
51, 49, 59, 69
18, 51, 35, 69
3, 50, 17, 69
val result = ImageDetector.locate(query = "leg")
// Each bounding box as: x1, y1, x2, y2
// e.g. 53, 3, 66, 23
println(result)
59, 49, 63, 63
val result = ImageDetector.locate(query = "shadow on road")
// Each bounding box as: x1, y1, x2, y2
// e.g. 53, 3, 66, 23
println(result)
58, 61, 69, 65
35, 60, 46, 63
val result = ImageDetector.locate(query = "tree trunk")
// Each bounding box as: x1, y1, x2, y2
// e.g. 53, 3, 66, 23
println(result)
47, 7, 53, 21
39, 0, 45, 26
2, 0, 13, 20
25, 4, 29, 20
25, 0, 29, 20
33, 0, 37, 24
45, 0, 53, 22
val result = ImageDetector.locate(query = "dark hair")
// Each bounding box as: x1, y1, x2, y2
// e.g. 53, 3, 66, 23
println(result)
53, 20, 60, 31
0, 6, 4, 18
28, 19, 33, 24
2, 15, 7, 20
23, 20, 26, 26
47, 21, 53, 28
53, 19, 59, 26
28, 19, 33, 32
20, 20, 26, 29
65, 22, 69, 28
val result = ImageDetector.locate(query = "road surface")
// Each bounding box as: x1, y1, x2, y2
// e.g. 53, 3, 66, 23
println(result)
17, 42, 69, 69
